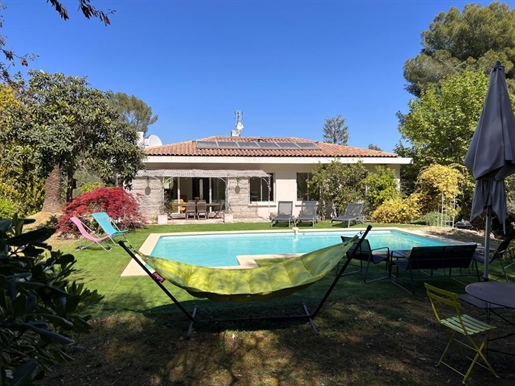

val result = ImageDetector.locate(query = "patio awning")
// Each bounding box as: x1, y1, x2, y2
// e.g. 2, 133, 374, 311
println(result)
136, 169, 270, 179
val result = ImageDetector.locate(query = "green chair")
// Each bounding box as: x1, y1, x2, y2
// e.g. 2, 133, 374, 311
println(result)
424, 283, 499, 384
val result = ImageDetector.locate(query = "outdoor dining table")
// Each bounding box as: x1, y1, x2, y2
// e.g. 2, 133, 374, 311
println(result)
465, 282, 515, 309
465, 282, 515, 356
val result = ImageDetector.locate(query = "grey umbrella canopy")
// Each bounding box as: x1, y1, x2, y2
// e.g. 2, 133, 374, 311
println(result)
464, 61, 515, 280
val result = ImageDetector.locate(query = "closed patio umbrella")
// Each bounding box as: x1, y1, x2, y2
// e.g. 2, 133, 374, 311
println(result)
464, 61, 515, 280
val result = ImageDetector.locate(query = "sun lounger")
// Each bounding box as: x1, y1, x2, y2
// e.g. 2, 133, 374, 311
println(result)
295, 201, 318, 227
330, 203, 365, 227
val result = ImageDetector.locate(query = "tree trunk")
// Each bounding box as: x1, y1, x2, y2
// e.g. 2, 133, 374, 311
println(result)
41, 165, 63, 213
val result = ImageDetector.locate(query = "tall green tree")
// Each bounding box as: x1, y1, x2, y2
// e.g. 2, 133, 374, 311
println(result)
403, 2, 515, 97
308, 159, 367, 216
3, 71, 146, 211
0, 85, 44, 216
398, 68, 490, 177
108, 92, 158, 135
322, 115, 349, 145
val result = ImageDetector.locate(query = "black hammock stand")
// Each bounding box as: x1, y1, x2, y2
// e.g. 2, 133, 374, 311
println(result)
119, 225, 371, 339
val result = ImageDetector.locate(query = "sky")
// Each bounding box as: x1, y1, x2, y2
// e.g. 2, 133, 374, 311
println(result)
2, 0, 513, 152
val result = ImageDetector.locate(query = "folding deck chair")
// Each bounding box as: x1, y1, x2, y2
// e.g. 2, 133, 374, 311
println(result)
91, 212, 128, 243
474, 237, 513, 281
70, 216, 112, 251
425, 283, 499, 383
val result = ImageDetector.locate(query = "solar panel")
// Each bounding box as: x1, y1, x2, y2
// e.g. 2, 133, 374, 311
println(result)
277, 142, 301, 149
257, 142, 280, 149
217, 141, 241, 149
196, 141, 219, 149
238, 142, 260, 149
296, 142, 320, 149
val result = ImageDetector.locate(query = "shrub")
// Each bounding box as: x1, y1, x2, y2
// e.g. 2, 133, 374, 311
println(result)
372, 195, 421, 224
57, 186, 146, 234
412, 211, 453, 227
364, 165, 400, 214
0, 215, 103, 384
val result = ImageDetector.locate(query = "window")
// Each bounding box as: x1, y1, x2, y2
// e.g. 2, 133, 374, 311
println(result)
297, 173, 319, 201
250, 174, 273, 202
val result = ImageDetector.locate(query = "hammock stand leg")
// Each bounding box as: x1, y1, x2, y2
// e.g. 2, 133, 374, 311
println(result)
119, 242, 197, 339
119, 225, 371, 338
208, 225, 372, 335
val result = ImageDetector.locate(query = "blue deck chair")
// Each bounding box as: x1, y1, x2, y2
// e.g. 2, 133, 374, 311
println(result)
91, 212, 128, 243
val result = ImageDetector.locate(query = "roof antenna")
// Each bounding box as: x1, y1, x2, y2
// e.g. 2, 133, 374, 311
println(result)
231, 110, 244, 137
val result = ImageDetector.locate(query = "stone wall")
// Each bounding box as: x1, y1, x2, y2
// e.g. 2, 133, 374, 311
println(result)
132, 177, 164, 221
226, 178, 258, 218
131, 176, 263, 222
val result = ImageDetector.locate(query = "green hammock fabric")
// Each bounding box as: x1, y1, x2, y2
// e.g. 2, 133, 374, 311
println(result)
142, 236, 357, 303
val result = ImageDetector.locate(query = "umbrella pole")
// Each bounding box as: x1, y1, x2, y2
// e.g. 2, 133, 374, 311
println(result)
483, 207, 492, 281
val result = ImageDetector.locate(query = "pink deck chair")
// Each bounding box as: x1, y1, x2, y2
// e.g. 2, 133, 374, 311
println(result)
70, 216, 112, 251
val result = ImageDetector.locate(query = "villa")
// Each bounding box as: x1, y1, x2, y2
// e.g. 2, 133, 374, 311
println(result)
132, 133, 412, 221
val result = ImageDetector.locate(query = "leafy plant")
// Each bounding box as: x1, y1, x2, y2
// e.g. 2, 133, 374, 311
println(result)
0, 215, 103, 385
412, 211, 453, 227
57, 186, 146, 234
308, 159, 367, 217
371, 195, 421, 224
364, 165, 400, 214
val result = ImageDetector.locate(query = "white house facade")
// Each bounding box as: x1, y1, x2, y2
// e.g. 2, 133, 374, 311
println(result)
131, 135, 412, 221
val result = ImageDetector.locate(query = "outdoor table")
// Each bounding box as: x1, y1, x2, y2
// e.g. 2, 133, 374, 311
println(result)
465, 282, 515, 355
465, 282, 515, 308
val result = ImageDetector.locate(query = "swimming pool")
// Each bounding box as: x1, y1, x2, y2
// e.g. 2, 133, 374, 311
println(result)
145, 229, 457, 268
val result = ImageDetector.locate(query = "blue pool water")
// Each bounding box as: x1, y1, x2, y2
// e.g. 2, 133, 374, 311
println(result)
150, 230, 457, 267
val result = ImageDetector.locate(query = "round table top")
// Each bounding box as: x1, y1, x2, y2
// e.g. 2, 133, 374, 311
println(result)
465, 282, 515, 308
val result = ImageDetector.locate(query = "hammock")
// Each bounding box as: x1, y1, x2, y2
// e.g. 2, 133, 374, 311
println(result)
119, 225, 371, 337
141, 237, 357, 303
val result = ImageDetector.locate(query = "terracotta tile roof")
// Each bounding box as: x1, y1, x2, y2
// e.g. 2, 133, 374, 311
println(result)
145, 136, 399, 158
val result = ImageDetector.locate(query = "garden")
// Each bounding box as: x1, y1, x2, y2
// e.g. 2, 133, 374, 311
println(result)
12, 218, 515, 386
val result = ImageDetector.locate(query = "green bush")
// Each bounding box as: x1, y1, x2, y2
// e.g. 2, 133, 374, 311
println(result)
371, 195, 421, 224
0, 196, 19, 218
412, 211, 452, 226
0, 215, 103, 384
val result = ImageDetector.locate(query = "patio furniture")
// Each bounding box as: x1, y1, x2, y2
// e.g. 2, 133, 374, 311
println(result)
270, 201, 295, 227
70, 216, 112, 251
170, 198, 186, 213
91, 212, 128, 243
425, 283, 499, 383
340, 235, 389, 283
184, 201, 197, 219
295, 201, 318, 227
390, 244, 479, 293
474, 237, 513, 281
196, 201, 208, 220
119, 225, 373, 338
330, 203, 365, 227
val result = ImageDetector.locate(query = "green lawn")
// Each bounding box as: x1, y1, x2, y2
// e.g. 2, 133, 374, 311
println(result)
42, 221, 515, 386
64, 221, 423, 317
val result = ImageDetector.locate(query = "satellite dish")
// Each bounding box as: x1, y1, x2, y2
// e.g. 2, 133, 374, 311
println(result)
147, 134, 162, 147
236, 121, 244, 131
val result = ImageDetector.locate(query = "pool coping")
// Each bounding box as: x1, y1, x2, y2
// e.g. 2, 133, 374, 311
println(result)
120, 227, 460, 277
